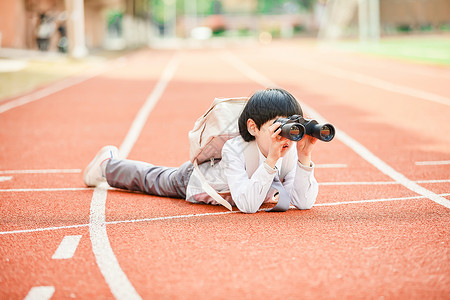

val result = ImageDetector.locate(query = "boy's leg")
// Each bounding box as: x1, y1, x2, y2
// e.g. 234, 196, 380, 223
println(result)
106, 159, 193, 198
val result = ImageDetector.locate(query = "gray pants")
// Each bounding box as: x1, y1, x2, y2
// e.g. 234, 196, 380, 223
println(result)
105, 159, 194, 199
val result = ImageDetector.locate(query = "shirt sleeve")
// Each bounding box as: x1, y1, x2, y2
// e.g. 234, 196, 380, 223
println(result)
282, 158, 319, 210
221, 139, 276, 213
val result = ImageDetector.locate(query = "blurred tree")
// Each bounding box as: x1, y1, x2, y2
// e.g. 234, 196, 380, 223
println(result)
107, 10, 123, 37
212, 0, 223, 14
149, 0, 217, 18
258, 0, 315, 14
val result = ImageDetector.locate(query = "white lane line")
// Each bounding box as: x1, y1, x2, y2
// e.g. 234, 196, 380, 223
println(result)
52, 235, 82, 259
105, 210, 240, 225
1, 179, 448, 192
24, 286, 55, 300
90, 184, 140, 300
0, 58, 128, 114
415, 160, 450, 166
315, 50, 450, 80
314, 195, 428, 206
317, 64, 450, 106
0, 223, 89, 235
337, 130, 450, 209
314, 193, 449, 206
315, 164, 347, 168
0, 188, 92, 192
2, 192, 449, 236
117, 55, 181, 159
275, 55, 450, 107
0, 176, 12, 182
0, 169, 81, 174
223, 51, 450, 209
320, 181, 397, 186
320, 179, 450, 186
89, 53, 180, 300
417, 179, 450, 184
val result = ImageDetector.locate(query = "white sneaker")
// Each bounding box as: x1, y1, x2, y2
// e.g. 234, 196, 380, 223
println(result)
83, 145, 119, 187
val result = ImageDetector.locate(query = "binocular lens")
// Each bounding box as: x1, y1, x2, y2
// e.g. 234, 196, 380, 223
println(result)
319, 125, 334, 141
278, 123, 305, 141
289, 125, 303, 141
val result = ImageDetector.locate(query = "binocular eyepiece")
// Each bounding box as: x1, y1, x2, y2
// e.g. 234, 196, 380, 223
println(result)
274, 115, 335, 142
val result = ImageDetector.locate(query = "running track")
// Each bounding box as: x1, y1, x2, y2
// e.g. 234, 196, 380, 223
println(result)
0, 40, 449, 299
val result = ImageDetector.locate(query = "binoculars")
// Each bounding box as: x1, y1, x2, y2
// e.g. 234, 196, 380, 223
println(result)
274, 115, 335, 142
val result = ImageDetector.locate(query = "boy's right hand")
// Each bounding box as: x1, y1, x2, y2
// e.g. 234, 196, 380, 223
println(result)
265, 122, 293, 169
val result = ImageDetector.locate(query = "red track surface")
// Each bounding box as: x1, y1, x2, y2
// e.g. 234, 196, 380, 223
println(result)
1, 40, 449, 299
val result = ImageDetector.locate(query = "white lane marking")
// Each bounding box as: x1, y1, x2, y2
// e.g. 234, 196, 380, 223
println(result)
118, 55, 181, 159
315, 49, 450, 80
417, 179, 450, 184
0, 188, 92, 192
320, 181, 397, 186
0, 176, 12, 182
222, 51, 274, 87
2, 192, 449, 236
24, 286, 55, 300
223, 51, 450, 209
313, 195, 429, 207
315, 164, 347, 168
1, 178, 448, 192
0, 169, 81, 174
337, 130, 450, 209
0, 58, 128, 114
52, 235, 82, 259
319, 64, 450, 106
275, 55, 450, 106
105, 210, 240, 225
0, 223, 89, 235
89, 53, 180, 300
90, 184, 140, 299
320, 179, 450, 186
415, 160, 450, 166
0, 210, 238, 236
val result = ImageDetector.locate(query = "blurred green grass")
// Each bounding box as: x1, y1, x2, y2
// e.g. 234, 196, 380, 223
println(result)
334, 36, 450, 66
0, 48, 129, 102
0, 58, 95, 101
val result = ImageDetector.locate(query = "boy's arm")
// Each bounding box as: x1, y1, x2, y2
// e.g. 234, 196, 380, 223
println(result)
222, 139, 276, 213
283, 155, 319, 210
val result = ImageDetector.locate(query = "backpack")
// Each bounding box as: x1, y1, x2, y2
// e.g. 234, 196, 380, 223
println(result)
189, 97, 248, 164
188, 97, 295, 211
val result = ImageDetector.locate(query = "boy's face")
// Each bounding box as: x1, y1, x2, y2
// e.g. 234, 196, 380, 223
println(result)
248, 117, 294, 158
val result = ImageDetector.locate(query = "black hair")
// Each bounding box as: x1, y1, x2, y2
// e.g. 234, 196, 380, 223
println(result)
238, 88, 303, 142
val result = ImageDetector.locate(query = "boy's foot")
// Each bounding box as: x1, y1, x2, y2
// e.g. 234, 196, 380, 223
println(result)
83, 145, 119, 187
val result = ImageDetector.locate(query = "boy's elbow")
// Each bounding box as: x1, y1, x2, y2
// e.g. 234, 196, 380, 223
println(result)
236, 202, 260, 214
292, 194, 316, 210
233, 194, 261, 214
293, 188, 318, 210
296, 202, 314, 210
239, 205, 259, 214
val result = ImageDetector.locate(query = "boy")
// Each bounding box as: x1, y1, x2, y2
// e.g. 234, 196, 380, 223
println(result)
84, 88, 318, 213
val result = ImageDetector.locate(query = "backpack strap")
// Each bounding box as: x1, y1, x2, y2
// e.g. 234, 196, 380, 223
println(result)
279, 146, 296, 181
242, 140, 259, 178
243, 139, 293, 181
193, 160, 233, 211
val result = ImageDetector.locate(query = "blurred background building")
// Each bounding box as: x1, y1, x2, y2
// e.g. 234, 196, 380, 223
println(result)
0, 0, 449, 57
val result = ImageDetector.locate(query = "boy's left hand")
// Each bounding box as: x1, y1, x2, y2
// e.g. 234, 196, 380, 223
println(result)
297, 135, 317, 167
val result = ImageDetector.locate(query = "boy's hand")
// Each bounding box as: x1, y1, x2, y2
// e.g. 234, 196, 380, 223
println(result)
297, 135, 317, 166
265, 123, 293, 168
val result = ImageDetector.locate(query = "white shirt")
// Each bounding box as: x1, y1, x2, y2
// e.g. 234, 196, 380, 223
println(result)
186, 136, 319, 213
